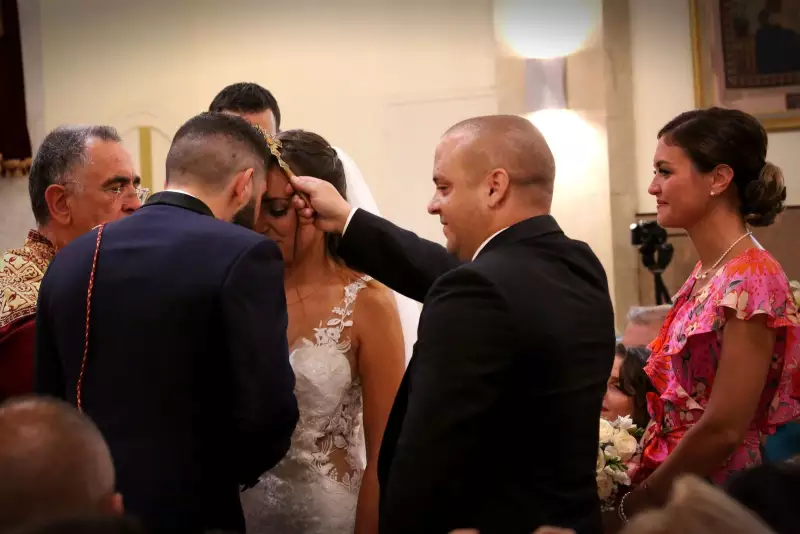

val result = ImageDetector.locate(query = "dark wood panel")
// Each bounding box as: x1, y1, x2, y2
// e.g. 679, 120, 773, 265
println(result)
635, 207, 800, 305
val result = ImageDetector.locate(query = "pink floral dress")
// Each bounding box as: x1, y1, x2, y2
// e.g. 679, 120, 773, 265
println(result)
635, 248, 800, 485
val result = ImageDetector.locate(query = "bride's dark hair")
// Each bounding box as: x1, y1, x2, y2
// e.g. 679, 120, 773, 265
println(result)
271, 129, 347, 259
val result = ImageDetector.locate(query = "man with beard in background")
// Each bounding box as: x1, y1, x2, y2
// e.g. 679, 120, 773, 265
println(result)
34, 112, 298, 533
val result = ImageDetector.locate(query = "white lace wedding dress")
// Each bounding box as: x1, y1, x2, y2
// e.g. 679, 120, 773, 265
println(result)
240, 275, 371, 533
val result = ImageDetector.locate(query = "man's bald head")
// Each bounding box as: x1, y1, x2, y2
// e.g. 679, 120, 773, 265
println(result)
444, 114, 556, 197
428, 114, 557, 260
0, 397, 120, 531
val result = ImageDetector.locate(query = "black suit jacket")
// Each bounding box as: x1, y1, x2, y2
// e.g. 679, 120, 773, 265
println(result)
35, 192, 298, 533
338, 209, 615, 534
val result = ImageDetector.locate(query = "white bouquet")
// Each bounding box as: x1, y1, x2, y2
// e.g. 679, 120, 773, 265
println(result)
789, 279, 800, 304
597, 416, 643, 511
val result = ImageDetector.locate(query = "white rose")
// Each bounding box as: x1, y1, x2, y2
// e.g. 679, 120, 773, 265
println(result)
597, 447, 606, 471
597, 471, 614, 500
612, 429, 639, 462
604, 465, 631, 486
614, 416, 635, 432
599, 418, 615, 443
604, 445, 620, 460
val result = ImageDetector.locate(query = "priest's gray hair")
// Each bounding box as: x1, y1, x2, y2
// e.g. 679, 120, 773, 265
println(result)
627, 305, 671, 326
28, 125, 121, 226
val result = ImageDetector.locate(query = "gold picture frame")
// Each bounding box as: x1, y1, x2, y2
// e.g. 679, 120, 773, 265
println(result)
690, 0, 800, 132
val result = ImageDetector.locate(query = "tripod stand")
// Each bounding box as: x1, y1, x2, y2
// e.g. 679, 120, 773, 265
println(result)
638, 241, 674, 305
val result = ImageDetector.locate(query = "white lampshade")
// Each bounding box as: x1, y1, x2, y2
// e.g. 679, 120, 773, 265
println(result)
494, 0, 602, 59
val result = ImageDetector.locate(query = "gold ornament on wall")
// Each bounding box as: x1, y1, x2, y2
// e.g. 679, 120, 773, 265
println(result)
137, 126, 153, 192
0, 153, 33, 179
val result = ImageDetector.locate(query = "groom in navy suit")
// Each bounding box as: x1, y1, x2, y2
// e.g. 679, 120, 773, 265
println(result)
34, 113, 298, 533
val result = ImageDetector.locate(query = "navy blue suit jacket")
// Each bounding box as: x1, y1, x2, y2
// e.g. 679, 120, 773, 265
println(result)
35, 192, 298, 533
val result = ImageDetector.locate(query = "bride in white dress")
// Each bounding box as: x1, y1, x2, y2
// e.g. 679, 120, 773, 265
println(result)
240, 130, 406, 534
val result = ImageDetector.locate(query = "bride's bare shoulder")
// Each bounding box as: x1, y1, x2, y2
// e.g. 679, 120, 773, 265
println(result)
349, 276, 405, 375
335, 266, 397, 315
346, 274, 402, 341
355, 276, 397, 316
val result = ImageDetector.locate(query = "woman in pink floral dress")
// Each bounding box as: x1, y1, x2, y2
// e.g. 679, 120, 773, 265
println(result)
619, 108, 800, 523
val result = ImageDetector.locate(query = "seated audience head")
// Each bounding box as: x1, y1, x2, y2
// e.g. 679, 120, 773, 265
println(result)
9, 517, 146, 534
430, 115, 556, 260
209, 82, 282, 136
165, 112, 271, 227
622, 305, 670, 347
0, 397, 122, 531
449, 530, 574, 534
622, 475, 775, 534
28, 125, 141, 249
650, 107, 785, 231
256, 129, 346, 267
725, 460, 800, 534
602, 344, 656, 429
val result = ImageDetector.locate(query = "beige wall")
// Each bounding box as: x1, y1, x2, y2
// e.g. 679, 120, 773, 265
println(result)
9, 0, 625, 299
11, 0, 797, 309
17, 0, 498, 248
0, 177, 36, 254
630, 0, 800, 213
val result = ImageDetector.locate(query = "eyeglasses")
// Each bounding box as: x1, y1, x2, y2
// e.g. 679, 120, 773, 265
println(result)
136, 187, 150, 204
65, 180, 150, 204
102, 184, 150, 204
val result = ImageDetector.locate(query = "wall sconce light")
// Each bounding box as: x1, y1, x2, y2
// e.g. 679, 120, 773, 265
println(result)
493, 0, 600, 114
493, 0, 602, 60
523, 57, 567, 113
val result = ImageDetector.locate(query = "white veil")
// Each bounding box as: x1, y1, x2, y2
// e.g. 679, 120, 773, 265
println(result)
335, 147, 419, 366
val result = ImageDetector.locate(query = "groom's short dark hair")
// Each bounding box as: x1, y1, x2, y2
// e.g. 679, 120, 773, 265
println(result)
209, 82, 281, 130
165, 112, 270, 191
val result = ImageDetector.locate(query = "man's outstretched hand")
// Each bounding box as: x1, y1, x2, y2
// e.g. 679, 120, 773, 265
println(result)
287, 175, 352, 234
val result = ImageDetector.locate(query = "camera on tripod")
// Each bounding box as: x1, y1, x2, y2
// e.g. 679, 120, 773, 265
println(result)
631, 220, 668, 249
630, 220, 673, 305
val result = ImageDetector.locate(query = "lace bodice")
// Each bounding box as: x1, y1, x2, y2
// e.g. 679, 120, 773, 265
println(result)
241, 275, 371, 533
288, 275, 370, 490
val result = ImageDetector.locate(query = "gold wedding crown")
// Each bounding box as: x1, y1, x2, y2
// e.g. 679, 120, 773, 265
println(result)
253, 124, 294, 178
253, 124, 311, 204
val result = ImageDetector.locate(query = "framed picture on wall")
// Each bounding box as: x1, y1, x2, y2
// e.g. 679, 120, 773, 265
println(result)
691, 0, 800, 131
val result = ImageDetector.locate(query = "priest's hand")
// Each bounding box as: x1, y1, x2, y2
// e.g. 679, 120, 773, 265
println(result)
287, 175, 352, 234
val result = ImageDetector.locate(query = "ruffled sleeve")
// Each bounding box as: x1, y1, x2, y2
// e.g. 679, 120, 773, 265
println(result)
715, 251, 797, 325
715, 249, 800, 430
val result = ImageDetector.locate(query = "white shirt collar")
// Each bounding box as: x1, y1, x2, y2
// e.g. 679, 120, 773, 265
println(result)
472, 227, 510, 261
164, 188, 198, 199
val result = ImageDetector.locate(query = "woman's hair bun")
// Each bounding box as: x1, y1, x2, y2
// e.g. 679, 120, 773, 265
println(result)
741, 161, 786, 227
